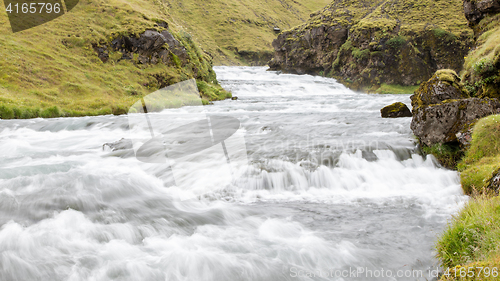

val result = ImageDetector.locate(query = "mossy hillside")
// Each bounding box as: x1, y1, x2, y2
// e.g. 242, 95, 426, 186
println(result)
0, 0, 229, 119
270, 0, 473, 92
458, 115, 500, 194
462, 14, 500, 99
437, 194, 500, 279
164, 0, 331, 65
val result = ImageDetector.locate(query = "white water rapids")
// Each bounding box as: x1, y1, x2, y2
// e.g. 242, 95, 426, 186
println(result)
0, 66, 467, 280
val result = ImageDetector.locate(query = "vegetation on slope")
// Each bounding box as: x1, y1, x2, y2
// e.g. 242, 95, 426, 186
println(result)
458, 115, 500, 195
436, 115, 500, 280
269, 0, 474, 94
0, 0, 230, 119
165, 0, 330, 65
437, 194, 500, 280
462, 14, 500, 99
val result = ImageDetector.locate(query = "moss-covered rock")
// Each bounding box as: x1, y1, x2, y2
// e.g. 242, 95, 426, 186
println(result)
410, 69, 470, 110
269, 0, 473, 91
410, 97, 500, 146
380, 102, 412, 118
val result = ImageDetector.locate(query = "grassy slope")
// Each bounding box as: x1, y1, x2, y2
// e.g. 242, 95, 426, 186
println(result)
437, 115, 500, 280
462, 14, 500, 98
0, 0, 229, 118
165, 0, 331, 64
459, 115, 500, 194
438, 195, 500, 281
299, 0, 470, 35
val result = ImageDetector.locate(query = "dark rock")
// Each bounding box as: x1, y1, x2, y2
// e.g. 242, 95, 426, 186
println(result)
112, 30, 167, 64
410, 70, 470, 111
411, 97, 500, 146
380, 102, 412, 118
103, 138, 133, 151
107, 30, 189, 66
463, 0, 500, 36
160, 30, 189, 63
93, 44, 109, 63
486, 168, 500, 194
231, 96, 238, 100
456, 126, 474, 149
155, 20, 169, 29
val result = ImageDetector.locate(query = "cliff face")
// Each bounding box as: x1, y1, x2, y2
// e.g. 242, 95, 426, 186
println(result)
461, 0, 500, 99
463, 0, 500, 37
269, 0, 473, 91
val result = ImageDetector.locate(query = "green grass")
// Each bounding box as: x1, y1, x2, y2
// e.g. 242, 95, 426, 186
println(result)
0, 0, 230, 119
373, 83, 419, 95
461, 14, 500, 98
437, 195, 500, 279
295, 0, 471, 36
421, 143, 464, 170
436, 115, 500, 280
164, 0, 330, 64
458, 115, 500, 194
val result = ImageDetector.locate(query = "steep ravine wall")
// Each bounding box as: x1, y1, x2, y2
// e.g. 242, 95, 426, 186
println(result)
269, 0, 474, 92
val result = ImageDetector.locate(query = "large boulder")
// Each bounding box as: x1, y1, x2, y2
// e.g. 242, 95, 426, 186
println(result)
411, 97, 500, 146
410, 69, 469, 110
410, 69, 500, 146
380, 102, 412, 118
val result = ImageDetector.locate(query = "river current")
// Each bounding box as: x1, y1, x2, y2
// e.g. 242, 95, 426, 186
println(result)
0, 66, 467, 280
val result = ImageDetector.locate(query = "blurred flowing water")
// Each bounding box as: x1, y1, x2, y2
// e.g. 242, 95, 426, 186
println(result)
0, 66, 467, 280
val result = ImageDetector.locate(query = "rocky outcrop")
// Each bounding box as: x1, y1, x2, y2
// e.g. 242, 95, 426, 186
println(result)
107, 30, 188, 66
380, 102, 412, 118
411, 97, 500, 146
409, 69, 500, 146
269, 0, 473, 90
463, 0, 500, 36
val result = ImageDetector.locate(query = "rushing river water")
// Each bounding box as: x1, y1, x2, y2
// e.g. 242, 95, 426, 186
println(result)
0, 66, 467, 281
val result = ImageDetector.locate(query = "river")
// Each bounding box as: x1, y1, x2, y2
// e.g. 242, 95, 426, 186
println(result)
0, 66, 467, 280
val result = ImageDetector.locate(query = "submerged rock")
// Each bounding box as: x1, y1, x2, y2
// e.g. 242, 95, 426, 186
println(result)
103, 138, 133, 151
380, 102, 412, 118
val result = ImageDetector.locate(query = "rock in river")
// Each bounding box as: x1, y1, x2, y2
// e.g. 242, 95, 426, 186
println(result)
380, 102, 412, 118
